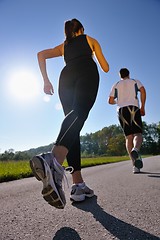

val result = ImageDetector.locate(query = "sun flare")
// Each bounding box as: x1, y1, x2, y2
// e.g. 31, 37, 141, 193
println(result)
8, 70, 40, 102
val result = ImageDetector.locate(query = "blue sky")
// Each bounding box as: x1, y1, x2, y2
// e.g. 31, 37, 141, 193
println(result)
0, 0, 160, 153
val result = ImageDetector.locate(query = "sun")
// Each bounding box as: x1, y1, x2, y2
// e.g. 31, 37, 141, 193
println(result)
8, 69, 41, 102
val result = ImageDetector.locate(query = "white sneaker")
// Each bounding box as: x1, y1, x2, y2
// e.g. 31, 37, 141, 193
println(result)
30, 153, 66, 209
133, 166, 140, 174
70, 183, 94, 202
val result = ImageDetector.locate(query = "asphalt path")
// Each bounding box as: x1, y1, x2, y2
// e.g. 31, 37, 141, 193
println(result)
0, 156, 160, 240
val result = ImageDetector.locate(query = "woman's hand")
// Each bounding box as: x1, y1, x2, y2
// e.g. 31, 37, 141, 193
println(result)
44, 80, 54, 95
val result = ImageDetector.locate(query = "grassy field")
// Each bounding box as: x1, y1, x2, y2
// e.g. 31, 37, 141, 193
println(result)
0, 161, 32, 182
0, 156, 131, 183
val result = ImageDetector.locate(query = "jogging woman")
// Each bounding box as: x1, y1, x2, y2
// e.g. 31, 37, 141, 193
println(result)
30, 18, 109, 209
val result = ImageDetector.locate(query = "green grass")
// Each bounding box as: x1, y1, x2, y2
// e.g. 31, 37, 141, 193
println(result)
64, 156, 130, 168
0, 160, 32, 182
0, 156, 131, 183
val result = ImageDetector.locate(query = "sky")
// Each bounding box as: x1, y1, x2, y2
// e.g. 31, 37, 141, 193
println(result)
0, 0, 160, 153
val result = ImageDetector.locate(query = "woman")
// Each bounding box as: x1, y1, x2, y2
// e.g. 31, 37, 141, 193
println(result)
30, 18, 109, 209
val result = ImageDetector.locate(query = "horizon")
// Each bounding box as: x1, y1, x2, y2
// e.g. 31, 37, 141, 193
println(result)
1, 120, 159, 154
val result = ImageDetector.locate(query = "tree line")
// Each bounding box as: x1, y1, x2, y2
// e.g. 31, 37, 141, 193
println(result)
80, 121, 160, 157
0, 121, 160, 161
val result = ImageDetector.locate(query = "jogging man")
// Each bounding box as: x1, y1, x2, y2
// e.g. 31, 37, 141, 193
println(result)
108, 68, 146, 173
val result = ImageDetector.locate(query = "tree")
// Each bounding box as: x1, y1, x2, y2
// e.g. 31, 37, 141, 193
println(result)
142, 122, 160, 154
107, 134, 126, 156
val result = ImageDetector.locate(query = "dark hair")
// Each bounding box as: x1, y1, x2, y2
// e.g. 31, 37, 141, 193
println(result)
119, 68, 130, 78
64, 18, 84, 45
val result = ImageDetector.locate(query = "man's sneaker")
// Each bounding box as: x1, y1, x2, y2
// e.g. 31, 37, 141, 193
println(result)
133, 166, 140, 174
131, 148, 143, 169
70, 183, 94, 202
30, 153, 66, 209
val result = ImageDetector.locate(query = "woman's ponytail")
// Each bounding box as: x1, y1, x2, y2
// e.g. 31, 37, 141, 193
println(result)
64, 18, 84, 45
64, 20, 74, 45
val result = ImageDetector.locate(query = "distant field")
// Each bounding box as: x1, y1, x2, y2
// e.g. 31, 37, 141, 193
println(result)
0, 160, 32, 182
0, 156, 136, 183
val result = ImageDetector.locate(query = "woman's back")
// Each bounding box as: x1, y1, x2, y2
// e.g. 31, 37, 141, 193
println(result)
64, 35, 92, 64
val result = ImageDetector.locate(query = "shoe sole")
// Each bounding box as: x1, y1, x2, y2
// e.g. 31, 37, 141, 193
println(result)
131, 150, 143, 169
133, 170, 140, 174
70, 192, 94, 202
30, 156, 65, 209
70, 194, 85, 202
131, 150, 139, 161
135, 159, 143, 169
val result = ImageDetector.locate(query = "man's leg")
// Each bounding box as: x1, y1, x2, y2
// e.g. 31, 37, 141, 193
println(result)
125, 134, 134, 165
133, 133, 143, 151
131, 133, 143, 169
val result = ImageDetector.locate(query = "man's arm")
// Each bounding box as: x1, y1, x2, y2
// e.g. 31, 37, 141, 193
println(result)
139, 86, 146, 116
108, 96, 117, 105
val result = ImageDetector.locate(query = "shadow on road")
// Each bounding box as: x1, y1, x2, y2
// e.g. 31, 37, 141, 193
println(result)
52, 227, 81, 240
140, 171, 160, 178
148, 175, 160, 178
70, 196, 159, 240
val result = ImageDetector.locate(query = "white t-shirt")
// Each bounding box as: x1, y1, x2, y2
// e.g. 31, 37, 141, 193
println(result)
109, 78, 143, 109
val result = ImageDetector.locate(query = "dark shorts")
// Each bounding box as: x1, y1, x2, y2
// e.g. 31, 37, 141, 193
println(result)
118, 105, 143, 136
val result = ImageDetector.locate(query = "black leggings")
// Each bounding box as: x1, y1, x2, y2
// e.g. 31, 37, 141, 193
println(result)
55, 58, 99, 172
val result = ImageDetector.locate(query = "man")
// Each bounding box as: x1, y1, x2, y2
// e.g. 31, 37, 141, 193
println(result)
108, 68, 146, 173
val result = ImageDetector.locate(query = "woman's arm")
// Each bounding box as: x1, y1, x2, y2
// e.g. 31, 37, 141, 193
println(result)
37, 44, 64, 95
86, 36, 109, 73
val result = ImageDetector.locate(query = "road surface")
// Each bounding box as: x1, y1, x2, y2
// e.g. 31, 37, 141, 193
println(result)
0, 156, 160, 240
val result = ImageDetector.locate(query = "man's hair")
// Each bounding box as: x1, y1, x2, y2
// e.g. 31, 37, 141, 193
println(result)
119, 68, 130, 78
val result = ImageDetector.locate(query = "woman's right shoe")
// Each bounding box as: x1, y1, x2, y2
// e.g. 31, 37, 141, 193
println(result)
70, 184, 94, 202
